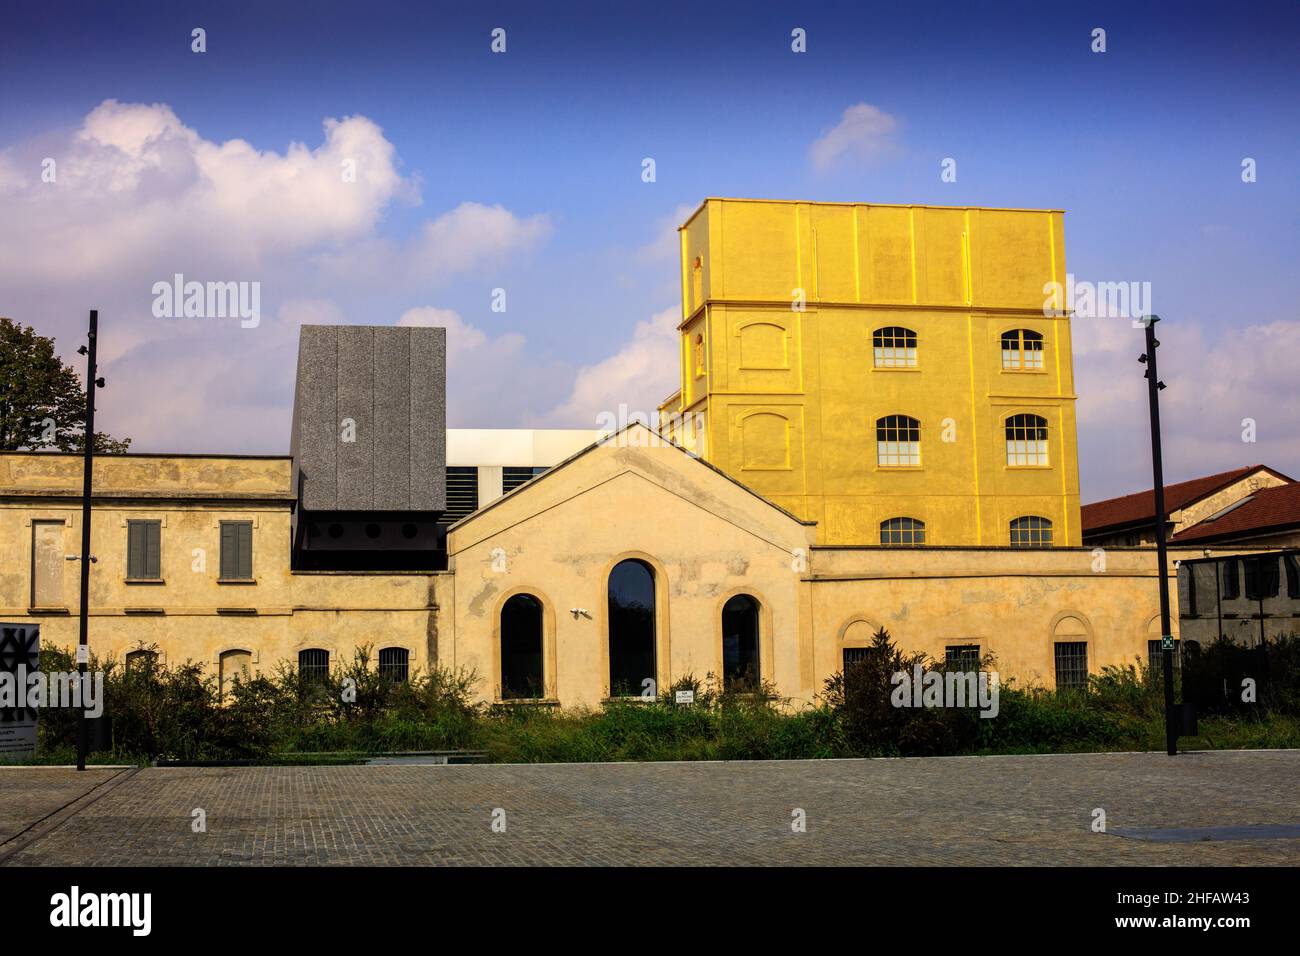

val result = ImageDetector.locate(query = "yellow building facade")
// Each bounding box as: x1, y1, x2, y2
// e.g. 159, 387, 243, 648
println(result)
661, 198, 1082, 547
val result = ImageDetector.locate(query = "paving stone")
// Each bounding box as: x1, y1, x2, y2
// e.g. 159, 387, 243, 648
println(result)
1, 752, 1297, 866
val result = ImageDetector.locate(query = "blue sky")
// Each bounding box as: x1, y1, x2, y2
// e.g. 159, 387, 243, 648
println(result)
1, 0, 1297, 499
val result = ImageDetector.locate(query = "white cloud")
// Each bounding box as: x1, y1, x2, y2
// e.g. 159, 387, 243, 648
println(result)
809, 102, 900, 171
544, 306, 680, 426
0, 101, 559, 452
323, 202, 551, 285
398, 306, 488, 355
1075, 316, 1300, 499
0, 100, 413, 283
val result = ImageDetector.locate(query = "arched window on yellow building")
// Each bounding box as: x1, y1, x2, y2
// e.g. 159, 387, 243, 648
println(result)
1004, 413, 1049, 466
876, 415, 920, 466
1009, 515, 1053, 547
880, 517, 925, 546
1000, 329, 1044, 370
872, 327, 917, 368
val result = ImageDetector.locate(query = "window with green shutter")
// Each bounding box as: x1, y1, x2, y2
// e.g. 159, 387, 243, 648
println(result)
219, 521, 254, 580
127, 520, 161, 580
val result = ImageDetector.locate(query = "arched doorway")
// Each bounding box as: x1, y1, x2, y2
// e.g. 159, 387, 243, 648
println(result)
501, 594, 544, 699
608, 559, 656, 697
721, 594, 760, 691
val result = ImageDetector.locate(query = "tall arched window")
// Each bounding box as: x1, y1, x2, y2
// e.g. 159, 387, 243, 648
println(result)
876, 415, 920, 466
880, 517, 926, 545
1005, 413, 1049, 466
721, 594, 760, 692
1000, 329, 1044, 370
608, 559, 656, 697
872, 327, 918, 368
1009, 515, 1053, 547
501, 594, 544, 699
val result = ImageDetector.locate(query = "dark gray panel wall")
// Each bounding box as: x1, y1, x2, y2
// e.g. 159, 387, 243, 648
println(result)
373, 330, 411, 510
290, 325, 447, 513
409, 328, 446, 510
291, 327, 339, 509
336, 325, 374, 510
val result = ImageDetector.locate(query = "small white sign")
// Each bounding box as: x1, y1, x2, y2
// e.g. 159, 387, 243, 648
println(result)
76, 645, 89, 664
675, 689, 695, 705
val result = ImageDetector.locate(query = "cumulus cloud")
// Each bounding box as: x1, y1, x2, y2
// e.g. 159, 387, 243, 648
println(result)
0, 100, 560, 451
0, 100, 412, 283
396, 306, 575, 428
544, 307, 680, 426
809, 102, 901, 171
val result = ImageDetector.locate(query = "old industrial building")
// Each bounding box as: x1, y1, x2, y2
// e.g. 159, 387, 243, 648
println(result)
3, 199, 1284, 708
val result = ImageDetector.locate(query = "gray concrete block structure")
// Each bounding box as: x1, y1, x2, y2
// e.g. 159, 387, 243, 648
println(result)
289, 324, 446, 568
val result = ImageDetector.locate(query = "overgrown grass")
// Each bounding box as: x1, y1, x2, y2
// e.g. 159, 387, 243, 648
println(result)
20, 634, 1300, 765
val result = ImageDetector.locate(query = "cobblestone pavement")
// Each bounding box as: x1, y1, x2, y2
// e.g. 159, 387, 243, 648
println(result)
2, 751, 1298, 865
0, 767, 123, 844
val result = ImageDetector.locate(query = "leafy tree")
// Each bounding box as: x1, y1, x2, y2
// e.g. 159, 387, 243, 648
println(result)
0, 316, 131, 452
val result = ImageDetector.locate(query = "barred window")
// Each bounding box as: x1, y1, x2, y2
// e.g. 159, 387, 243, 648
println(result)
880, 517, 925, 546
945, 644, 980, 670
1010, 515, 1053, 547
298, 648, 329, 687
378, 647, 410, 683
1054, 641, 1088, 691
876, 415, 920, 466
1005, 413, 1049, 466
1001, 329, 1044, 370
1146, 639, 1181, 675
872, 327, 918, 368
1287, 554, 1300, 599
842, 646, 872, 670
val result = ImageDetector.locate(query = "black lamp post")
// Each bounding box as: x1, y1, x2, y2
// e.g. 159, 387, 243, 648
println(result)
75, 309, 104, 772
1139, 315, 1177, 756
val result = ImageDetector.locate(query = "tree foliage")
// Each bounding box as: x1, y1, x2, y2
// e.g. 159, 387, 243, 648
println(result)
0, 316, 131, 453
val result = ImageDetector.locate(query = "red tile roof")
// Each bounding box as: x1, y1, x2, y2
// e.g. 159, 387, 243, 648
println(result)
1172, 481, 1300, 543
1081, 465, 1289, 534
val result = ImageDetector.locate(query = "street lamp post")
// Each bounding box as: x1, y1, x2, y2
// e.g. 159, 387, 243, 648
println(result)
75, 309, 103, 772
1140, 315, 1177, 756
